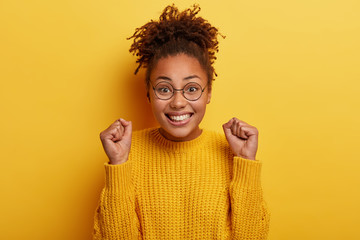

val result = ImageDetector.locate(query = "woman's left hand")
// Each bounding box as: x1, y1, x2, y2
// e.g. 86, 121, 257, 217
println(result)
222, 118, 259, 160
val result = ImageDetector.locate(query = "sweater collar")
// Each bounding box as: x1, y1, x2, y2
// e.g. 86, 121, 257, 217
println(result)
150, 128, 209, 153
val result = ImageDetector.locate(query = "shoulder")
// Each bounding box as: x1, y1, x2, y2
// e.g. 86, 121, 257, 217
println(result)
131, 127, 157, 143
203, 129, 227, 141
132, 127, 156, 137
200, 129, 234, 165
202, 129, 230, 152
128, 128, 158, 159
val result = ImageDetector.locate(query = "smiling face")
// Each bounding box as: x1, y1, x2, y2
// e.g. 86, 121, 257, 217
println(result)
148, 54, 211, 142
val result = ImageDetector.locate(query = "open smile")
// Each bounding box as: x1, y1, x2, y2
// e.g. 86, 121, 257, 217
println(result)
165, 113, 193, 125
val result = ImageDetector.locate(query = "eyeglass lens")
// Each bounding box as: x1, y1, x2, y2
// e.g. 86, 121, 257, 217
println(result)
154, 82, 203, 101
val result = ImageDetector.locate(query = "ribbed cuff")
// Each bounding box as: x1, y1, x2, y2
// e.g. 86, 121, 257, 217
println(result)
104, 161, 133, 194
231, 157, 262, 189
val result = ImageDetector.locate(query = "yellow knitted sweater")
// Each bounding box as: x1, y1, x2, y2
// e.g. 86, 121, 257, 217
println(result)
93, 128, 270, 239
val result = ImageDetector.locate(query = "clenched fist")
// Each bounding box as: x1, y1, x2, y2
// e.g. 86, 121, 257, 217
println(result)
222, 118, 259, 160
100, 118, 132, 165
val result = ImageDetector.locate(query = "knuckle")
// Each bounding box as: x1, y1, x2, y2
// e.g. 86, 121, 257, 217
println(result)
99, 131, 105, 139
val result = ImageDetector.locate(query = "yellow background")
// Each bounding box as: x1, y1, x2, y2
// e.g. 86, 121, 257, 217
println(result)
1, 0, 359, 239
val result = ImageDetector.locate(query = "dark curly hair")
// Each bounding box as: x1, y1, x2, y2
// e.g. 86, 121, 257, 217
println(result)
127, 4, 224, 93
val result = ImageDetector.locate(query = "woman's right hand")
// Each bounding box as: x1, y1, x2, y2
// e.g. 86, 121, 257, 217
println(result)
100, 118, 132, 165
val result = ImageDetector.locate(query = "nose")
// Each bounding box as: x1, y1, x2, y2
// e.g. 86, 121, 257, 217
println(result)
169, 90, 187, 109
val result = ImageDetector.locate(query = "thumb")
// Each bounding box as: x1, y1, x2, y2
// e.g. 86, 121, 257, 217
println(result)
120, 119, 132, 140
222, 118, 234, 136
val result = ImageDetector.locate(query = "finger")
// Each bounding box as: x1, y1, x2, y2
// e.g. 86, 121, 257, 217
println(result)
119, 118, 129, 126
113, 124, 124, 141
238, 125, 249, 139
113, 118, 132, 142
232, 118, 251, 127
233, 121, 249, 139
100, 118, 126, 142
122, 120, 132, 140
108, 119, 125, 141
222, 118, 234, 136
231, 119, 238, 136
222, 118, 234, 129
240, 126, 258, 139
107, 120, 121, 133
231, 119, 253, 139
100, 126, 120, 142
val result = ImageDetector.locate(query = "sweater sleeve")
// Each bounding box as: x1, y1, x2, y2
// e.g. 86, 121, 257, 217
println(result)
93, 161, 142, 240
229, 157, 270, 239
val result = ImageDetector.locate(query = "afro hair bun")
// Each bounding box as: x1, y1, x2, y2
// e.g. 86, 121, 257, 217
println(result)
128, 4, 224, 75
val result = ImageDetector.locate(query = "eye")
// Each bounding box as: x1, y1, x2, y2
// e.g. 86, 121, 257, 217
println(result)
158, 87, 171, 93
188, 86, 198, 92
155, 82, 173, 95
184, 83, 201, 94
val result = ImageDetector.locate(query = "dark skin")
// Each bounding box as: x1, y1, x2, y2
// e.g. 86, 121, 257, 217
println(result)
100, 56, 259, 165
100, 116, 259, 165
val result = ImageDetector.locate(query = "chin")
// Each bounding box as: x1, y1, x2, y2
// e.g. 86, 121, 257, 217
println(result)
170, 129, 191, 138
160, 125, 199, 141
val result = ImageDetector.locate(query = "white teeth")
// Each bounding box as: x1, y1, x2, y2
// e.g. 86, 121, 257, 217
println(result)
169, 114, 191, 122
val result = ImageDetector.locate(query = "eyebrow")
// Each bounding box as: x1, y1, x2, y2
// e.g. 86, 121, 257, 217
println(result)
155, 75, 201, 81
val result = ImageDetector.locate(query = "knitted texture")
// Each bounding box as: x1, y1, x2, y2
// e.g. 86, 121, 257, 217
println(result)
93, 128, 270, 239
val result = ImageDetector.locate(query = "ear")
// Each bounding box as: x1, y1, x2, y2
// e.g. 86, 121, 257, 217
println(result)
206, 87, 212, 104
147, 92, 151, 103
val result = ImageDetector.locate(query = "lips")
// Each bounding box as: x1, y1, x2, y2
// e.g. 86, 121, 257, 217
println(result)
168, 114, 191, 122
165, 113, 193, 123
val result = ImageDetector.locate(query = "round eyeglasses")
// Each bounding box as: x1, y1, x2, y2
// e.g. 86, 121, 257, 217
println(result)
151, 81, 207, 101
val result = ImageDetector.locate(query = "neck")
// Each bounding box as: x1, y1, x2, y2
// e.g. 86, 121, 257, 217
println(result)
158, 127, 202, 142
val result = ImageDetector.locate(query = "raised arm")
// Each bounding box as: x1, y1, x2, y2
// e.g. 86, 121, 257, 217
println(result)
93, 119, 142, 239
223, 118, 270, 239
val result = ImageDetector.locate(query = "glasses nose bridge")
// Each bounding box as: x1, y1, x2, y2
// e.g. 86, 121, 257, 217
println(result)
172, 88, 186, 99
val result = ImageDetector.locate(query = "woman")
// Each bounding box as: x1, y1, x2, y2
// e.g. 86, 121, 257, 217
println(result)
94, 4, 270, 239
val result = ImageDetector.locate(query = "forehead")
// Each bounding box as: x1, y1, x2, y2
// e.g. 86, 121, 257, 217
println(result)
150, 54, 207, 82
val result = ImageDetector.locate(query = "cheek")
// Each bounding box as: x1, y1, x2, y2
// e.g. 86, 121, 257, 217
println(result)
193, 100, 208, 114
151, 99, 166, 115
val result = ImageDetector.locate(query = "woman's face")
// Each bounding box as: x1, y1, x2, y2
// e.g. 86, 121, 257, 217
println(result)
149, 54, 211, 141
